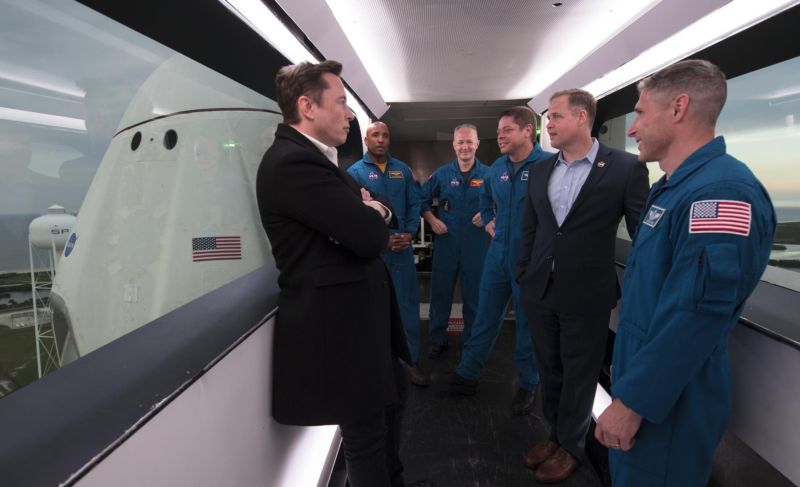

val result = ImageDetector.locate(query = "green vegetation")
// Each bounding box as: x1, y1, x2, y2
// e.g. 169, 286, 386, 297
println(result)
0, 297, 38, 312
0, 272, 50, 290
0, 326, 39, 398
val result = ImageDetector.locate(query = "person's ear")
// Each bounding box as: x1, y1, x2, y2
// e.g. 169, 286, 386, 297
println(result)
297, 95, 315, 121
672, 93, 689, 122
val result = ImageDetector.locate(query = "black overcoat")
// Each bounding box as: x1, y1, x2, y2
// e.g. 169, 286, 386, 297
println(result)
257, 123, 409, 425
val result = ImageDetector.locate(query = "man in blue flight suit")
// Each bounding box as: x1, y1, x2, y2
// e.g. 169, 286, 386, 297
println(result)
448, 107, 553, 415
420, 124, 490, 358
595, 60, 776, 486
348, 121, 431, 387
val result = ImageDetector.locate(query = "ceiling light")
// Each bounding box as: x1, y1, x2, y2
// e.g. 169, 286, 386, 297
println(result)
0, 106, 86, 131
219, 0, 372, 140
583, 0, 800, 100
508, 0, 661, 100
0, 70, 85, 99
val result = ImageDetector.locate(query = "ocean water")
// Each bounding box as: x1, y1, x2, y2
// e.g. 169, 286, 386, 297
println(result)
775, 206, 800, 223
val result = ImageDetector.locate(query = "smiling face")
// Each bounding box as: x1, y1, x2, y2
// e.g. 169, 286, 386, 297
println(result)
308, 72, 353, 147
626, 89, 673, 163
453, 126, 479, 164
497, 116, 532, 156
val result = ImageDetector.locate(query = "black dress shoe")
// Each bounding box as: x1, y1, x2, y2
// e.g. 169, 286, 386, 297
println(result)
406, 363, 431, 387
428, 341, 449, 359
511, 387, 536, 415
446, 372, 477, 395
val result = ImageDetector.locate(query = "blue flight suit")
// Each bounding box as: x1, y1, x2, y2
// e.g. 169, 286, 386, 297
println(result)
420, 159, 490, 346
455, 144, 553, 390
348, 153, 423, 363
609, 137, 776, 486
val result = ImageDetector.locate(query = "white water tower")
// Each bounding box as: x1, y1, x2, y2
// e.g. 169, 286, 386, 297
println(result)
28, 205, 76, 377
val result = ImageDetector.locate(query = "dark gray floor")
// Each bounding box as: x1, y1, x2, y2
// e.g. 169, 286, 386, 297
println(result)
399, 318, 604, 487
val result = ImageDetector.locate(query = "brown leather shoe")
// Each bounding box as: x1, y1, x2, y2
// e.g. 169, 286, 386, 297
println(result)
406, 364, 431, 387
523, 440, 558, 470
534, 447, 578, 484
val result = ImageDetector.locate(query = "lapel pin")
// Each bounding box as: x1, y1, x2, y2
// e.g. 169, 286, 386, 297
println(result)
597, 161, 606, 168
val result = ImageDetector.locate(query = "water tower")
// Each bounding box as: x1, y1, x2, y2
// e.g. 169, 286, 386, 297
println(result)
28, 205, 76, 377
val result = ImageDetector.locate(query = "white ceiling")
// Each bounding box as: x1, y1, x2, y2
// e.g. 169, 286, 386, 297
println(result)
273, 0, 797, 140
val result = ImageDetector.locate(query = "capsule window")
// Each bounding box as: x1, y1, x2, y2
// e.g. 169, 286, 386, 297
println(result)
163, 129, 178, 150
131, 131, 142, 151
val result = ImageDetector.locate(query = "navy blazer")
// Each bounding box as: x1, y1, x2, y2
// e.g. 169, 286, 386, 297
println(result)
517, 142, 650, 313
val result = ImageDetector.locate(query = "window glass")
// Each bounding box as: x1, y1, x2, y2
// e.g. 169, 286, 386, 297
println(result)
601, 56, 800, 291
1, 0, 281, 396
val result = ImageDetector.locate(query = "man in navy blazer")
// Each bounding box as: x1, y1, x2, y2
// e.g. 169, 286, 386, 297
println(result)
516, 89, 649, 483
257, 60, 410, 487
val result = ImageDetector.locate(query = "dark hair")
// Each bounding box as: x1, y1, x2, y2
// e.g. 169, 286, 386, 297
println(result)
638, 59, 727, 126
550, 88, 597, 126
498, 106, 537, 140
275, 60, 343, 124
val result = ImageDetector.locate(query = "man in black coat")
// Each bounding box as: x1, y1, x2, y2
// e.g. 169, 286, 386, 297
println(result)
516, 89, 649, 483
256, 60, 410, 487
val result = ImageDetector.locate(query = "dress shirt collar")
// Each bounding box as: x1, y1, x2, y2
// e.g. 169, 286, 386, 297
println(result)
555, 138, 600, 167
298, 131, 339, 167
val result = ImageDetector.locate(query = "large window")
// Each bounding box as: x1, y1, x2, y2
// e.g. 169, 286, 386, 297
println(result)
0, 0, 281, 396
600, 56, 800, 292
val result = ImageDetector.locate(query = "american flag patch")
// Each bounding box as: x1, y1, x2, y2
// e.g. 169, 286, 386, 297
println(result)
689, 200, 751, 236
447, 317, 464, 334
192, 236, 242, 262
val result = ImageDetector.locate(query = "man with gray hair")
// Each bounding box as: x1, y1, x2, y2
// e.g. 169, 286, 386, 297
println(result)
420, 124, 490, 358
595, 59, 775, 486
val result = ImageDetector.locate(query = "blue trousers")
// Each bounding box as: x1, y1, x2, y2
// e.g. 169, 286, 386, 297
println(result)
428, 233, 485, 347
455, 250, 539, 390
382, 246, 421, 363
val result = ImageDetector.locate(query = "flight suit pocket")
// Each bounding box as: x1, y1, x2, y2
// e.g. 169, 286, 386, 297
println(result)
700, 243, 739, 309
682, 244, 739, 314
311, 265, 366, 287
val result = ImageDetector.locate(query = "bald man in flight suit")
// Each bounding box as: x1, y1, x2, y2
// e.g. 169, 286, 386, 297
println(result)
348, 122, 430, 387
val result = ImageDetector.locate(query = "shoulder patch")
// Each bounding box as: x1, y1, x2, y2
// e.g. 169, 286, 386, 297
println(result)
689, 199, 751, 236
643, 205, 666, 228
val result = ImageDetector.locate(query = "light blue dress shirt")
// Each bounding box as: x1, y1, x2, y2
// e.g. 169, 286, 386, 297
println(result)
547, 138, 599, 226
